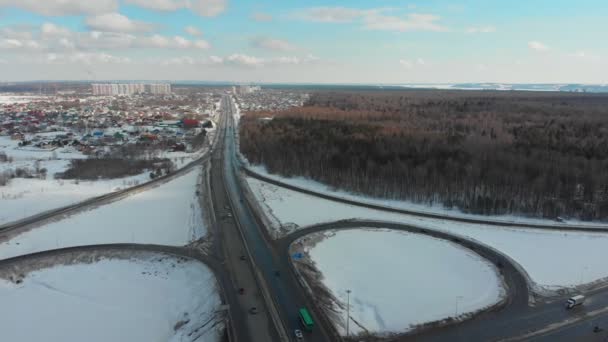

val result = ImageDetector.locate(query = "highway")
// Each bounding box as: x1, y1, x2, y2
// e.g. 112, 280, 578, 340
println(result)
217, 95, 336, 342
277, 220, 608, 341
2, 93, 608, 342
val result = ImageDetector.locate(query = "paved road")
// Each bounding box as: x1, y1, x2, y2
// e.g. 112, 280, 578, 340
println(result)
207, 95, 280, 342
243, 168, 608, 233
276, 219, 608, 341
219, 95, 336, 342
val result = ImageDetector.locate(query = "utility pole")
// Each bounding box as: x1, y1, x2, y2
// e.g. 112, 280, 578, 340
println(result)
346, 289, 351, 337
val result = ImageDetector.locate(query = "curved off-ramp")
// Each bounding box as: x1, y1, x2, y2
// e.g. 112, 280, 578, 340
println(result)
276, 219, 530, 341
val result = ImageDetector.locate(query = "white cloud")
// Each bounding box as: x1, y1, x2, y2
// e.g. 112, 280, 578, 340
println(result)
78, 31, 137, 50
137, 34, 170, 48
184, 26, 203, 36
136, 35, 210, 49
0, 27, 34, 40
569, 50, 601, 61
0, 38, 41, 50
193, 40, 210, 49
250, 37, 295, 51
190, 0, 227, 17
400, 59, 413, 68
251, 12, 272, 22
298, 7, 446, 32
528, 41, 549, 52
40, 23, 72, 38
157, 53, 319, 67
364, 13, 446, 32
226, 54, 264, 67
125, 0, 186, 11
131, 0, 226, 17
44, 52, 131, 64
86, 13, 154, 33
298, 7, 371, 23
58, 38, 75, 49
209, 55, 223, 64
161, 56, 196, 65
399, 58, 426, 68
466, 26, 496, 34
0, 0, 117, 16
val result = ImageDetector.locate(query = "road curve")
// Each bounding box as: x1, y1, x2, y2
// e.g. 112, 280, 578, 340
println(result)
243, 167, 608, 232
276, 219, 530, 340
0, 242, 246, 342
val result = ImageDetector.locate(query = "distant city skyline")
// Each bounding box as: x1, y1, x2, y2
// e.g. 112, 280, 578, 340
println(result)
0, 0, 606, 83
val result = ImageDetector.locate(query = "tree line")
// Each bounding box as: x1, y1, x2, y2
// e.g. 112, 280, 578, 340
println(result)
239, 90, 608, 221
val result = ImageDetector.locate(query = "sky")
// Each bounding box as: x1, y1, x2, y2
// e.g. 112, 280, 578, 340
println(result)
0, 0, 606, 83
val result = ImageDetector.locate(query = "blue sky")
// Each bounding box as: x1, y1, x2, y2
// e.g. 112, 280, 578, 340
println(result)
0, 0, 606, 83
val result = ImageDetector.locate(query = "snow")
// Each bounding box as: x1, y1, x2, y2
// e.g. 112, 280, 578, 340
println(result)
246, 177, 608, 294
0, 174, 149, 225
0, 254, 222, 342
232, 96, 242, 124
0, 135, 207, 226
247, 165, 608, 228
297, 228, 504, 336
0, 168, 206, 259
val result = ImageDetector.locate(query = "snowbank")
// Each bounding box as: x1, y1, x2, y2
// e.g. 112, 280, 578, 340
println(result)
297, 229, 504, 336
247, 177, 608, 294
0, 169, 206, 259
0, 254, 221, 342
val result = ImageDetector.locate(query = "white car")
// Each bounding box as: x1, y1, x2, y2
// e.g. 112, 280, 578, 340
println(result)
294, 329, 303, 340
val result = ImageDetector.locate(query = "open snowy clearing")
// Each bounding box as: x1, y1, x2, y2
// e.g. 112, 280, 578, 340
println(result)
0, 252, 222, 342
294, 228, 504, 337
247, 177, 608, 295
0, 168, 205, 259
0, 135, 207, 225
247, 165, 608, 229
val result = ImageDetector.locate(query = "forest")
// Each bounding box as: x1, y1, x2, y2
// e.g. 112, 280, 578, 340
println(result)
239, 90, 608, 221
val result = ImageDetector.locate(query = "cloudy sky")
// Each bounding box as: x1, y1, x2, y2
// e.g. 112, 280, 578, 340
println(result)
0, 0, 606, 83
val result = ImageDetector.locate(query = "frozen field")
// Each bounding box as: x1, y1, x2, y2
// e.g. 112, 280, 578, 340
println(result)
247, 177, 608, 295
297, 228, 504, 336
0, 253, 222, 342
247, 165, 608, 229
0, 169, 205, 259
0, 135, 206, 225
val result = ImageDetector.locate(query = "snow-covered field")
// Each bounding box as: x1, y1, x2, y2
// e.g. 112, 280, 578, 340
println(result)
0, 168, 205, 259
296, 228, 504, 336
0, 253, 222, 342
247, 165, 608, 229
247, 177, 608, 295
0, 135, 207, 225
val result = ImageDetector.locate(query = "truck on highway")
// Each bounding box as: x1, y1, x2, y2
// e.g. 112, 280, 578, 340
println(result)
566, 295, 585, 309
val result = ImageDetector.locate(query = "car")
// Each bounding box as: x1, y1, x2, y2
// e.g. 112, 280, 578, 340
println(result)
238, 288, 245, 295
294, 329, 303, 340
249, 307, 258, 315
239, 255, 246, 261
